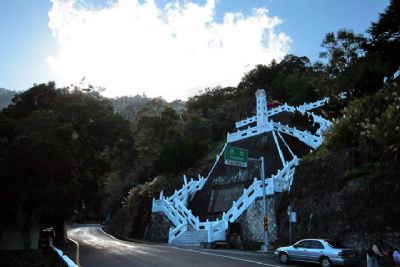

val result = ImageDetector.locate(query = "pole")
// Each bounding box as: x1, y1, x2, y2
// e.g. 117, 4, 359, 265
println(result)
288, 205, 292, 245
260, 156, 269, 252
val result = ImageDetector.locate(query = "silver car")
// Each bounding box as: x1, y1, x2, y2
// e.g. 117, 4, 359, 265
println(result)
274, 239, 359, 267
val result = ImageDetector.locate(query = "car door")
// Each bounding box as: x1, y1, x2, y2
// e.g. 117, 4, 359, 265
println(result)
306, 240, 325, 262
290, 241, 311, 261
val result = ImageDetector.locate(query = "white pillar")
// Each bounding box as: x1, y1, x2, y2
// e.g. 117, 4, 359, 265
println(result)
255, 89, 268, 126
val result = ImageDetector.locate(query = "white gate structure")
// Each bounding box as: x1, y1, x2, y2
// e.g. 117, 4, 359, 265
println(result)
152, 89, 331, 245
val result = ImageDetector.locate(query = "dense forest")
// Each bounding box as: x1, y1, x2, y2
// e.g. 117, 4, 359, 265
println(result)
0, 0, 398, 247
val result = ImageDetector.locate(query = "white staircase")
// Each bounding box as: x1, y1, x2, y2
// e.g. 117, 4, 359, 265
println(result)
151, 93, 331, 245
170, 227, 208, 246
152, 162, 291, 244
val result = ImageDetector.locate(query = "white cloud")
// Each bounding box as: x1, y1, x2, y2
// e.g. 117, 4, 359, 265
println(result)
47, 0, 291, 101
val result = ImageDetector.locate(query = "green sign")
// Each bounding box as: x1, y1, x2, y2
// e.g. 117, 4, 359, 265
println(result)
224, 146, 248, 167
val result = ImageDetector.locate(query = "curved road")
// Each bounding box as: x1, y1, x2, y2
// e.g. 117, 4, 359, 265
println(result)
67, 226, 295, 267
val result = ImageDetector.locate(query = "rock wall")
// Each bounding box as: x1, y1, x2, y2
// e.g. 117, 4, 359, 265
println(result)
237, 197, 278, 248
145, 212, 171, 242
276, 149, 400, 252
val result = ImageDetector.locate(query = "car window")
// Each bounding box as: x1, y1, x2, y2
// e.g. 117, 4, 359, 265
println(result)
325, 240, 346, 248
309, 240, 324, 249
296, 241, 312, 248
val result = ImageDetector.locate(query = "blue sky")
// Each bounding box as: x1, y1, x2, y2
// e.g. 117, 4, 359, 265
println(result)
0, 0, 389, 99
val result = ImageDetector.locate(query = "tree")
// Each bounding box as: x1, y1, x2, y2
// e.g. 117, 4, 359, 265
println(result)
237, 55, 320, 105
319, 30, 366, 77
367, 0, 400, 81
0, 83, 136, 245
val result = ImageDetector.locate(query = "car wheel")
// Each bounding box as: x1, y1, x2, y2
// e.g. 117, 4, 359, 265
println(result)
320, 257, 331, 267
278, 252, 289, 264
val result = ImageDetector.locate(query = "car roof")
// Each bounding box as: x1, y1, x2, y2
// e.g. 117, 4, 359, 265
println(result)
298, 239, 326, 242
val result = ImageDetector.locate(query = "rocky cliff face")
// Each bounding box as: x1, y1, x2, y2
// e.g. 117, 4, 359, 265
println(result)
276, 149, 400, 251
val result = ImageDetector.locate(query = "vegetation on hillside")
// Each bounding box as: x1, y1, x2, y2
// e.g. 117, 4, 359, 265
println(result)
0, 83, 135, 246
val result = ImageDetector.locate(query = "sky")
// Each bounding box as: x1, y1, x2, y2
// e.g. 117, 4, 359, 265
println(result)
0, 0, 390, 101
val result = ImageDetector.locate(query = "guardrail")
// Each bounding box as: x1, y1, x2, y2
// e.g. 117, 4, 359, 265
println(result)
49, 239, 79, 267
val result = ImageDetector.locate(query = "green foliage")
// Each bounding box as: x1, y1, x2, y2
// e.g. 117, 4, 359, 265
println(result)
237, 55, 321, 105
0, 83, 136, 242
319, 29, 366, 77
112, 95, 151, 121
368, 0, 400, 80
322, 85, 400, 167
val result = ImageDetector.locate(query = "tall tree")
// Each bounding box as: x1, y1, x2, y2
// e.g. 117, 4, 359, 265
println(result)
368, 0, 400, 81
0, 83, 136, 245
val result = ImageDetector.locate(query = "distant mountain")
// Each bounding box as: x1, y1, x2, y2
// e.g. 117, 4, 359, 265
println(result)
111, 95, 186, 121
0, 88, 16, 110
111, 95, 151, 121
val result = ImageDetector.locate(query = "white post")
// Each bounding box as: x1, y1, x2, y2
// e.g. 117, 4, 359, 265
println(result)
288, 205, 292, 245
207, 219, 212, 243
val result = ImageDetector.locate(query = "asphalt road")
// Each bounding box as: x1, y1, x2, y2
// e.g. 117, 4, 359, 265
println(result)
67, 226, 304, 267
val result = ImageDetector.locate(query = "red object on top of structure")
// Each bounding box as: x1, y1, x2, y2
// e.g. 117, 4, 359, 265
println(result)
267, 100, 283, 108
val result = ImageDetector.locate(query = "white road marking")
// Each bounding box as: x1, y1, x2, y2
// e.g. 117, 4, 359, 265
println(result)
169, 246, 283, 267
99, 228, 117, 240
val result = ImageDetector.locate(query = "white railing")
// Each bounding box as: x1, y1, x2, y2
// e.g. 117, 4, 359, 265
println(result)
296, 97, 329, 113
235, 116, 257, 128
152, 156, 301, 244
152, 197, 185, 227
208, 218, 228, 242
168, 222, 188, 244
272, 157, 299, 192
227, 121, 323, 148
167, 175, 206, 204
227, 124, 273, 143
271, 122, 323, 149
206, 143, 227, 180
234, 98, 328, 130
172, 197, 200, 230
224, 178, 274, 223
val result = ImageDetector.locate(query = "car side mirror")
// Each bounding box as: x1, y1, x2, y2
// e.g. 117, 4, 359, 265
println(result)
293, 245, 298, 249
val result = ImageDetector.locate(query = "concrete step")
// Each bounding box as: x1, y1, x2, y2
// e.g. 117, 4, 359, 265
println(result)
171, 230, 208, 246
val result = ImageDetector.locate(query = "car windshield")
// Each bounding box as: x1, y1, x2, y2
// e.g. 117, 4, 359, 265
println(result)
326, 240, 346, 248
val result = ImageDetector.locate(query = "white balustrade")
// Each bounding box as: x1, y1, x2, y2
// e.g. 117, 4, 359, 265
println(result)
169, 222, 188, 243
167, 176, 206, 204
153, 157, 301, 244
271, 122, 323, 149
152, 94, 332, 244
227, 124, 273, 143
296, 97, 329, 113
